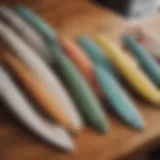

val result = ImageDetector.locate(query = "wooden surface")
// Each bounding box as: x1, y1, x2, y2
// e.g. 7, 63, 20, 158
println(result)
1, 0, 160, 160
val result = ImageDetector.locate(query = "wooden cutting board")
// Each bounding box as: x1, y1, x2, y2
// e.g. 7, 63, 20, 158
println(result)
1, 0, 160, 160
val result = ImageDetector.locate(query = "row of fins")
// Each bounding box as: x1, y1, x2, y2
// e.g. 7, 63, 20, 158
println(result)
1, 5, 160, 151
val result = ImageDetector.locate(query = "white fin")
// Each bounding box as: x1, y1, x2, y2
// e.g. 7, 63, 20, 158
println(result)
0, 67, 74, 151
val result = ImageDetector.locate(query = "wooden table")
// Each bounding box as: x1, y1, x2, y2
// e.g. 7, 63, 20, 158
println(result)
1, 0, 160, 160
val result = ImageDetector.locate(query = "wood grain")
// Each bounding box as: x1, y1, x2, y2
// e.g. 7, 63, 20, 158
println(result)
1, 0, 160, 160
